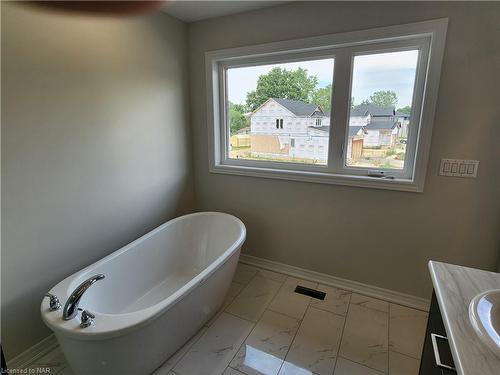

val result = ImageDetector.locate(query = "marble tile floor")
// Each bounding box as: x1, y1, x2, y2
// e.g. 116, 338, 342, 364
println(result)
28, 263, 428, 375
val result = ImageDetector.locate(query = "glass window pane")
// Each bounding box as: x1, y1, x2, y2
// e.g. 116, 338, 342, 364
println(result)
226, 58, 334, 165
347, 50, 418, 170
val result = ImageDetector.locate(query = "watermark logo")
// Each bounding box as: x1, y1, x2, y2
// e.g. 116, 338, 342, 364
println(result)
1, 368, 52, 374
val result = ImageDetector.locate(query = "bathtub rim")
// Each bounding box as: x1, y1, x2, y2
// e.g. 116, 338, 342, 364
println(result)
41, 211, 246, 340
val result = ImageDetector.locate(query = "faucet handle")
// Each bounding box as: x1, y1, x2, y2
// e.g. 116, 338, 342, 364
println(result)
44, 293, 61, 311
78, 308, 95, 328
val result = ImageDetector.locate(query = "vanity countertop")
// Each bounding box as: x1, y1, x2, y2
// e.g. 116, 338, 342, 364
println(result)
429, 261, 500, 375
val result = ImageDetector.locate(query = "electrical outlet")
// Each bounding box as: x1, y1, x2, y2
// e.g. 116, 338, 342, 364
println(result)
439, 159, 479, 178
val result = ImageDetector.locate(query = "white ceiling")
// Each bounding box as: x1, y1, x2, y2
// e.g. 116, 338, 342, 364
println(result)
161, 1, 286, 23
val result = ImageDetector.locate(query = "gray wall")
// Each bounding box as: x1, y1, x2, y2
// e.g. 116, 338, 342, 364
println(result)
2, 3, 193, 359
188, 2, 500, 298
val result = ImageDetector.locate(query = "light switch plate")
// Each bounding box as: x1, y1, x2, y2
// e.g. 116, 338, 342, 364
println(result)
439, 158, 479, 178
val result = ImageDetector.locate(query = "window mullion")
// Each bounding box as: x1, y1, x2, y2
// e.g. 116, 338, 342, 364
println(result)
327, 51, 352, 173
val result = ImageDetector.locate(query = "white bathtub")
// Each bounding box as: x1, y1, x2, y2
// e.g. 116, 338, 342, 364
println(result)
41, 212, 246, 375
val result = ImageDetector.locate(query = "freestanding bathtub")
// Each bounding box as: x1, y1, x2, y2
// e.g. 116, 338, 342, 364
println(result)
41, 212, 246, 375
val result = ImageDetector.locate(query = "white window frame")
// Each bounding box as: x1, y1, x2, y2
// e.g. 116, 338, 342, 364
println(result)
206, 19, 448, 192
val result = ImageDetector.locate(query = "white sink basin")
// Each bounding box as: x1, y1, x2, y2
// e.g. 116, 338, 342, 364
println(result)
469, 289, 500, 357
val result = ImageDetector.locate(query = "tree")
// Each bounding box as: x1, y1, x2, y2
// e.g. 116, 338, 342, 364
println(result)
369, 90, 398, 107
311, 84, 332, 113
397, 105, 411, 115
228, 102, 249, 135
246, 67, 318, 110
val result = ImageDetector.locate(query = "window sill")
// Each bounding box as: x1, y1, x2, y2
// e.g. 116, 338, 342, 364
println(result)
210, 163, 424, 192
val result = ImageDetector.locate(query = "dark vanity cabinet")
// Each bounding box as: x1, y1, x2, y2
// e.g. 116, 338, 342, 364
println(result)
419, 292, 457, 375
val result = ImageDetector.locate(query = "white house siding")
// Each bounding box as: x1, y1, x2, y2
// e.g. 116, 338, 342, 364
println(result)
251, 100, 311, 135
349, 115, 370, 127
364, 129, 397, 147
379, 131, 392, 146
250, 99, 329, 161
347, 138, 353, 160
290, 136, 329, 161
363, 130, 379, 146
397, 117, 410, 138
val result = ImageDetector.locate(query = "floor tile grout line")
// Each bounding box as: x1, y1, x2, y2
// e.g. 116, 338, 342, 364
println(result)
307, 285, 353, 318
223, 267, 290, 371
224, 307, 262, 373
224, 270, 285, 323
259, 274, 315, 323
339, 297, 391, 374
266, 306, 304, 322
226, 267, 284, 320
276, 295, 313, 375
240, 264, 288, 287
203, 281, 247, 329
331, 291, 352, 375
336, 355, 387, 375
230, 281, 248, 301
232, 280, 247, 287
224, 309, 259, 324
238, 267, 260, 288
213, 266, 286, 373
221, 283, 250, 319
389, 349, 422, 362
266, 276, 322, 321
307, 304, 349, 319
226, 275, 306, 375
386, 301, 427, 362
169, 278, 251, 374
250, 276, 283, 321
309, 286, 422, 316
175, 307, 257, 375
160, 325, 208, 373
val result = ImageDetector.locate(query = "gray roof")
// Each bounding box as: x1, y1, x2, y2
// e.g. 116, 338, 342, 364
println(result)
309, 126, 365, 137
351, 103, 395, 117
349, 126, 365, 136
273, 98, 325, 117
366, 120, 397, 130
395, 111, 410, 118
308, 126, 330, 133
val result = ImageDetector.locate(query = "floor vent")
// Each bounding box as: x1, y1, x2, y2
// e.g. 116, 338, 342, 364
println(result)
294, 285, 326, 300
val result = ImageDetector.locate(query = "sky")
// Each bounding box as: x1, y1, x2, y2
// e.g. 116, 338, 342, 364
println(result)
227, 49, 418, 109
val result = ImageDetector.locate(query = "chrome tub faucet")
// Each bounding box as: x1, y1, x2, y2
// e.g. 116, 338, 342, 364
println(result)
63, 274, 105, 320
44, 293, 62, 311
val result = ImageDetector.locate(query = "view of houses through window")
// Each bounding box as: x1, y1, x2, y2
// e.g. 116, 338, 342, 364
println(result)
227, 50, 418, 169
346, 50, 418, 169
227, 58, 334, 165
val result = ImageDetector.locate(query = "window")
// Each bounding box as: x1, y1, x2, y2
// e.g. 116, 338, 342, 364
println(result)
206, 19, 447, 192
346, 50, 418, 170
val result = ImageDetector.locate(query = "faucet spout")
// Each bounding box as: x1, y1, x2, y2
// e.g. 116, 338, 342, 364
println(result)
63, 274, 105, 320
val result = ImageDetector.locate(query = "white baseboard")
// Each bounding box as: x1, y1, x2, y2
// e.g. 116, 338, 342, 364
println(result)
239, 254, 430, 312
7, 334, 58, 370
